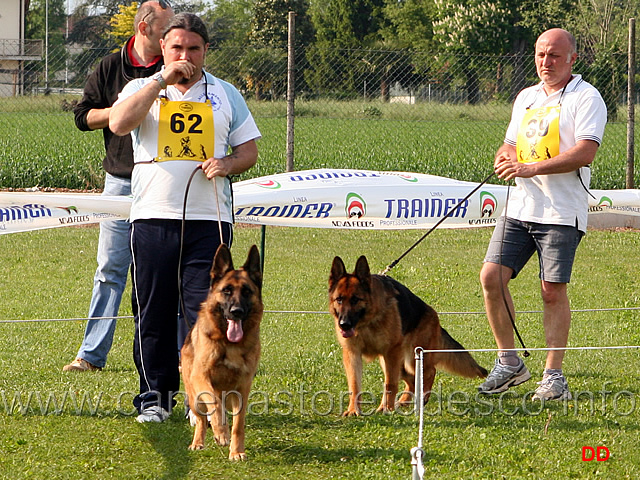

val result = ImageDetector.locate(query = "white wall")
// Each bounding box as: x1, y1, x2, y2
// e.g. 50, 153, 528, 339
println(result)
0, 0, 23, 40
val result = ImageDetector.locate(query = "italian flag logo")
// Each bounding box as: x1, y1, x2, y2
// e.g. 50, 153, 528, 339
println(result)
398, 174, 418, 182
255, 179, 281, 189
480, 191, 497, 218
598, 196, 613, 207
345, 192, 366, 218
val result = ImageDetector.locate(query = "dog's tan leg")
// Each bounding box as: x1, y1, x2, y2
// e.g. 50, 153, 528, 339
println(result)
342, 348, 363, 416
397, 363, 416, 407
187, 372, 227, 449
378, 352, 402, 413
186, 378, 219, 450
189, 412, 209, 451
422, 357, 437, 404
227, 387, 249, 461
209, 388, 230, 447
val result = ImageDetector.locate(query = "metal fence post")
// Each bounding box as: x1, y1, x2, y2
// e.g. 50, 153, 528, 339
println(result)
627, 18, 636, 189
286, 11, 296, 173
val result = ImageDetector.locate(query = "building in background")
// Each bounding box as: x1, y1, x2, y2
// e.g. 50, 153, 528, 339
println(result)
0, 0, 43, 96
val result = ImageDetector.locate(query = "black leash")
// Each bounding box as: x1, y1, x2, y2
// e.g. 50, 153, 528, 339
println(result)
380, 171, 495, 276
177, 164, 205, 332
499, 183, 529, 357
378, 170, 529, 356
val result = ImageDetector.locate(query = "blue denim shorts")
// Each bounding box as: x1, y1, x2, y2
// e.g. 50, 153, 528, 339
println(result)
483, 217, 584, 283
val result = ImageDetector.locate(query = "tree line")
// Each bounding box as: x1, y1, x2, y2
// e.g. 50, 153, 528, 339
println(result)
24, 0, 638, 115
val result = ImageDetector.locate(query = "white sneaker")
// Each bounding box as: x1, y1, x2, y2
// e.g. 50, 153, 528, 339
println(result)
136, 406, 170, 423
532, 373, 572, 401
478, 358, 531, 394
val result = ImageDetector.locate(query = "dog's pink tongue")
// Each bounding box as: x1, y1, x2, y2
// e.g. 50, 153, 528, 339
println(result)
226, 319, 243, 343
341, 328, 355, 338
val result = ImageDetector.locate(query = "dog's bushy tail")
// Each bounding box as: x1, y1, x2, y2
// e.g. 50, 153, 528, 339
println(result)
437, 327, 488, 379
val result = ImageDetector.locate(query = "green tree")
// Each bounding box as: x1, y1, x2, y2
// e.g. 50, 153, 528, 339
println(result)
201, 0, 254, 47
569, 0, 639, 121
381, 0, 435, 50
306, 0, 387, 98
433, 0, 515, 103
248, 0, 314, 47
109, 2, 138, 46
312, 0, 386, 47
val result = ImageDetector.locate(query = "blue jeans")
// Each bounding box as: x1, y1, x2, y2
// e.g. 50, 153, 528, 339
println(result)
75, 173, 131, 368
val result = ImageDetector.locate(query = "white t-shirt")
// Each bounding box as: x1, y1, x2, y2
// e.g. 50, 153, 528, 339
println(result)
115, 70, 261, 222
503, 74, 607, 232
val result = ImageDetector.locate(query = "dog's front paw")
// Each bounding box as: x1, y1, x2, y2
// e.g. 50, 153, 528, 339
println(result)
188, 443, 205, 451
213, 425, 230, 446
342, 408, 361, 417
375, 404, 394, 414
229, 451, 247, 461
397, 392, 414, 406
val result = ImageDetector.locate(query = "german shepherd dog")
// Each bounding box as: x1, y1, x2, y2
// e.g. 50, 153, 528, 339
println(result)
181, 244, 263, 460
329, 255, 487, 416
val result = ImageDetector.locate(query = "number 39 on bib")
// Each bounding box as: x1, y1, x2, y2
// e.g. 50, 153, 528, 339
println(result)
516, 105, 560, 163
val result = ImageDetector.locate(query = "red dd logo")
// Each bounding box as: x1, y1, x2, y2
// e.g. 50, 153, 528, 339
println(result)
582, 446, 610, 461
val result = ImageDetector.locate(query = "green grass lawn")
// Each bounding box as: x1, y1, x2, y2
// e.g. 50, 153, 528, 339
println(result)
1, 225, 639, 479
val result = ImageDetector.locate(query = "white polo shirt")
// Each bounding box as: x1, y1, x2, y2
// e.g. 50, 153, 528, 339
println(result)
503, 74, 607, 232
115, 70, 261, 222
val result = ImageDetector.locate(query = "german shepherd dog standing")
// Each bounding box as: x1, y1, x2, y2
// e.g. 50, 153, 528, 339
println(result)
329, 255, 487, 416
181, 244, 263, 460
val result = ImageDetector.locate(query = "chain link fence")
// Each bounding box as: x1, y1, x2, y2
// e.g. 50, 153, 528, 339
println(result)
0, 41, 636, 190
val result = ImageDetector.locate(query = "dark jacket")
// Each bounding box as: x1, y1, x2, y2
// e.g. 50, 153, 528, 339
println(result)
74, 37, 163, 179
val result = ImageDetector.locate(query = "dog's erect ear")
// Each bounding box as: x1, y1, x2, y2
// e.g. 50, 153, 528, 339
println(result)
211, 243, 234, 285
354, 255, 372, 290
243, 244, 262, 290
329, 256, 347, 289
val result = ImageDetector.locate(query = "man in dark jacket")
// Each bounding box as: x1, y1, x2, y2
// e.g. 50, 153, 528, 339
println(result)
64, 1, 174, 372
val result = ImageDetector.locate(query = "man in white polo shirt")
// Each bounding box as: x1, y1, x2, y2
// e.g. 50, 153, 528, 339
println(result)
110, 12, 260, 422
477, 28, 607, 401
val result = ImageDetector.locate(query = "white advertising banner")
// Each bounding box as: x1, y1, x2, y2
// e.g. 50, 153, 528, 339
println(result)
232, 169, 640, 230
0, 192, 130, 234
2, 169, 640, 234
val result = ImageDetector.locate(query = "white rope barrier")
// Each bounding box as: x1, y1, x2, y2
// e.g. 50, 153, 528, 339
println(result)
403, 345, 640, 354
2, 305, 640, 324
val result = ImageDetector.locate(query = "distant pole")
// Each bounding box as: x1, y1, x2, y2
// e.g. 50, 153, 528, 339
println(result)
627, 18, 636, 189
65, 0, 70, 85
45, 0, 49, 91
286, 11, 296, 173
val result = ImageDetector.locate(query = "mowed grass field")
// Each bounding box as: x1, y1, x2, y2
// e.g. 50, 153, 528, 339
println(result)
1, 97, 640, 478
1, 225, 639, 479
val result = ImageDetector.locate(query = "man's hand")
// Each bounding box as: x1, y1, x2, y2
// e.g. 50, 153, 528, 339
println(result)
161, 60, 197, 86
201, 157, 232, 180
495, 156, 536, 181
201, 140, 258, 180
